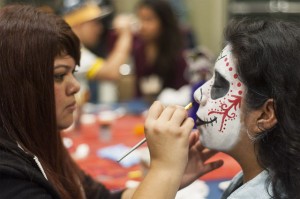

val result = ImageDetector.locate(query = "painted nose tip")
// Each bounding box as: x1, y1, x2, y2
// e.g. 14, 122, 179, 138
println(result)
194, 88, 207, 106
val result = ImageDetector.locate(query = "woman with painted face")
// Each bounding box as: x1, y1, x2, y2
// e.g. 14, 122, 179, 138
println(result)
0, 4, 222, 199
194, 18, 300, 198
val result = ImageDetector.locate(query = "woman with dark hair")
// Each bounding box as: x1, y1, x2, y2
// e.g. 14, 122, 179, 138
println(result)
133, 0, 188, 99
0, 4, 222, 199
194, 18, 300, 198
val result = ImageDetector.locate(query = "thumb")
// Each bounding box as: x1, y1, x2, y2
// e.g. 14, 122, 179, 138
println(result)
188, 131, 199, 149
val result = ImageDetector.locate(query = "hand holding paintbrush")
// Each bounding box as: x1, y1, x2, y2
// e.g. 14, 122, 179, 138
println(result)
118, 102, 193, 162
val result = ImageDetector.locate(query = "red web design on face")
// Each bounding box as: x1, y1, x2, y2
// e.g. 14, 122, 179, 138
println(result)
208, 95, 242, 132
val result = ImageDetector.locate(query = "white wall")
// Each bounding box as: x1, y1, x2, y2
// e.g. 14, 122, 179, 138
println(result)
184, 0, 229, 55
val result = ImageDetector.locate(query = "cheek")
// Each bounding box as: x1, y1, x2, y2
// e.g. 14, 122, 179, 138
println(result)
54, 86, 63, 113
207, 88, 243, 133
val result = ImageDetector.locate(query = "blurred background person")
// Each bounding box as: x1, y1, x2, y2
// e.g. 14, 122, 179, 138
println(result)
109, 0, 189, 103
63, 2, 133, 104
133, 0, 189, 102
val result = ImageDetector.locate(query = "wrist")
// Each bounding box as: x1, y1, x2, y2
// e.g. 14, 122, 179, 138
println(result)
150, 154, 188, 173
150, 161, 186, 178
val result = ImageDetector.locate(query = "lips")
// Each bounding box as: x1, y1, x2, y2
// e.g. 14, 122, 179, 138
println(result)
65, 101, 76, 110
196, 116, 217, 126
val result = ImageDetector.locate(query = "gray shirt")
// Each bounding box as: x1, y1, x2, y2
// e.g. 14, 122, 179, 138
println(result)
221, 170, 272, 199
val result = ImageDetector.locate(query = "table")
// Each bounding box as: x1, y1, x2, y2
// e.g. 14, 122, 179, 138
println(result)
64, 113, 241, 198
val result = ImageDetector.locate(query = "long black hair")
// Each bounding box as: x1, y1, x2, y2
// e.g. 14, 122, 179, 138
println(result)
225, 18, 300, 198
137, 0, 183, 85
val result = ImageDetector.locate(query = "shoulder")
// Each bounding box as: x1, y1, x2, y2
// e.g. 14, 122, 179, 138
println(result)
0, 147, 59, 199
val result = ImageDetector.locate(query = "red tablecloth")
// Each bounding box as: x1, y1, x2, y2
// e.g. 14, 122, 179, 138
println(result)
64, 115, 241, 190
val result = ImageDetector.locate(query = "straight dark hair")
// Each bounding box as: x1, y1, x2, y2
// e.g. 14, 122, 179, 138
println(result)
0, 5, 83, 199
225, 18, 300, 198
137, 0, 183, 87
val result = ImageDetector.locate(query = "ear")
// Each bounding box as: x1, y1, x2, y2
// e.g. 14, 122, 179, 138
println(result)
254, 99, 278, 133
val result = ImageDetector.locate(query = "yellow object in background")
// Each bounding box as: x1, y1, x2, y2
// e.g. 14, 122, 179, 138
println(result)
133, 124, 144, 136
64, 3, 103, 27
86, 58, 104, 80
128, 170, 142, 179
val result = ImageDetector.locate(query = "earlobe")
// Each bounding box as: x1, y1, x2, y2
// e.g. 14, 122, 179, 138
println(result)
256, 99, 278, 132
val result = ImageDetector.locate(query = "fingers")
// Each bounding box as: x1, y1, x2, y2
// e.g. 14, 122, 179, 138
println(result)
200, 160, 224, 175
188, 131, 198, 149
144, 102, 195, 172
202, 149, 219, 161
195, 141, 205, 152
146, 101, 164, 120
159, 105, 177, 122
194, 140, 219, 161
188, 160, 224, 183
181, 117, 194, 135
147, 102, 192, 126
170, 106, 188, 127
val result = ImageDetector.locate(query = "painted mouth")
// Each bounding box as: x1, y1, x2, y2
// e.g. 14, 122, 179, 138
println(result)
196, 116, 217, 126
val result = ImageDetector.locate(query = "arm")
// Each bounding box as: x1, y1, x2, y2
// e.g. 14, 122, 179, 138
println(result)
132, 101, 194, 199
121, 103, 223, 199
0, 176, 54, 199
93, 15, 133, 80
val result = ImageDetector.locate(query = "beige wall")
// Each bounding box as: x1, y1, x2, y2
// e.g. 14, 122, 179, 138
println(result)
185, 0, 229, 55
113, 0, 140, 13
113, 0, 229, 55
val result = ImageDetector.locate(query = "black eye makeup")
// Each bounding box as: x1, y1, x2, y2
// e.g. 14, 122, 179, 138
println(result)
211, 71, 230, 99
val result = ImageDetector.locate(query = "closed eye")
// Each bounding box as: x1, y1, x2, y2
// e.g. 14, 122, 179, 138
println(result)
211, 71, 229, 99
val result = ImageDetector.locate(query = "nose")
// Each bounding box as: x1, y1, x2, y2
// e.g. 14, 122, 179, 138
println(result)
67, 76, 80, 96
193, 87, 208, 107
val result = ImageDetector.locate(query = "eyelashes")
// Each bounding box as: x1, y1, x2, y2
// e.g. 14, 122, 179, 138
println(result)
54, 73, 65, 82
54, 68, 78, 83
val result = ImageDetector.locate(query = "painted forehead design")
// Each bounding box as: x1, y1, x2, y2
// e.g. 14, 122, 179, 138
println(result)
207, 45, 243, 133
215, 46, 235, 78
214, 45, 242, 93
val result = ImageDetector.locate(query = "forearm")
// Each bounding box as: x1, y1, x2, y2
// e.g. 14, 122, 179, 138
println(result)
132, 168, 183, 199
95, 31, 132, 80
121, 188, 136, 199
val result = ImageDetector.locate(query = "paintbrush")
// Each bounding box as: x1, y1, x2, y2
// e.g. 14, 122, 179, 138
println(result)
117, 102, 193, 162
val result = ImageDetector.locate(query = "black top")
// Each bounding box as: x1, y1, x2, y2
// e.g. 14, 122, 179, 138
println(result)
0, 130, 123, 199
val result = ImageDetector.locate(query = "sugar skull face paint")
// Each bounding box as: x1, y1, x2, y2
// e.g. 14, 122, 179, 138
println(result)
193, 45, 245, 151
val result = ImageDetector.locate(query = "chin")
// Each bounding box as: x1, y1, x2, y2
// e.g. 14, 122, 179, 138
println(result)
199, 127, 231, 152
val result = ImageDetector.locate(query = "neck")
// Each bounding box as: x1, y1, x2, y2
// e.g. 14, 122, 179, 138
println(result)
145, 43, 157, 66
230, 141, 263, 183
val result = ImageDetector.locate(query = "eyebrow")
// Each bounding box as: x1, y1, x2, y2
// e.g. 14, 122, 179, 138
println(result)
54, 64, 74, 70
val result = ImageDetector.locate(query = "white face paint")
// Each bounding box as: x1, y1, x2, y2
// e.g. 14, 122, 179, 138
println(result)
193, 45, 245, 151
